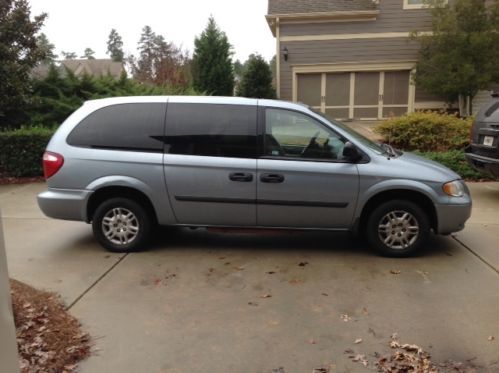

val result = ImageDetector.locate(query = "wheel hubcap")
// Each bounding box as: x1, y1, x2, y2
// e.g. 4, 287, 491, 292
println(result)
378, 210, 419, 250
102, 207, 139, 245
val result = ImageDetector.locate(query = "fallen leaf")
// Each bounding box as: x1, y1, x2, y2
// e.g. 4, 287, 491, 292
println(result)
488, 336, 495, 341
260, 294, 272, 298
308, 339, 317, 344
312, 368, 328, 373
340, 314, 351, 322
390, 269, 401, 274
362, 307, 369, 315
354, 338, 363, 344
288, 279, 303, 285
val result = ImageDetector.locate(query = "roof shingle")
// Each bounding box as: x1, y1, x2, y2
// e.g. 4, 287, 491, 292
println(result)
268, 0, 378, 15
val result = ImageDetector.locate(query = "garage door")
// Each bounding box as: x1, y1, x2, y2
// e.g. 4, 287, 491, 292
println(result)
296, 70, 411, 120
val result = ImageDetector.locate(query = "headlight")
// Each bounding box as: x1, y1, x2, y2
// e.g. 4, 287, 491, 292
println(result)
443, 180, 465, 197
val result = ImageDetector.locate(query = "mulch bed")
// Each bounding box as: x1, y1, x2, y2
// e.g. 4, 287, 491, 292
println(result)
0, 176, 44, 185
10, 279, 91, 372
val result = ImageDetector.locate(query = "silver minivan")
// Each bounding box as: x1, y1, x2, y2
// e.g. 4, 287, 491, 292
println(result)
38, 96, 472, 257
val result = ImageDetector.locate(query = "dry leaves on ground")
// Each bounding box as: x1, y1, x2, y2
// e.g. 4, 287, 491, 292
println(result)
10, 279, 91, 373
348, 333, 479, 372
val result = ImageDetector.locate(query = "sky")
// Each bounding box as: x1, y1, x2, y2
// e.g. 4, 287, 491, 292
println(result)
29, 0, 276, 62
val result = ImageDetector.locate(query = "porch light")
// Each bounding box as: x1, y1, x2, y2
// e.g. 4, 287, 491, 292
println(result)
283, 47, 289, 62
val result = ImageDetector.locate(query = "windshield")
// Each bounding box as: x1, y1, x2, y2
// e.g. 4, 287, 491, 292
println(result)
310, 108, 386, 155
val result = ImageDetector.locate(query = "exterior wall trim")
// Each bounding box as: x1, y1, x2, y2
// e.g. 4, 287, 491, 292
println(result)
266, 10, 379, 36
280, 31, 431, 42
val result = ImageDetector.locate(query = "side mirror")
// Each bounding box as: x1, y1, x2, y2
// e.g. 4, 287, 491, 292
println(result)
342, 142, 362, 162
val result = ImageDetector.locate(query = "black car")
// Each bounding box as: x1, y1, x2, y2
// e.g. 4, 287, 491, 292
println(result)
466, 93, 499, 178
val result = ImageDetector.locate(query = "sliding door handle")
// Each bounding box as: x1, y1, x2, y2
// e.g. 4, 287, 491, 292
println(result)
260, 173, 285, 183
229, 172, 253, 182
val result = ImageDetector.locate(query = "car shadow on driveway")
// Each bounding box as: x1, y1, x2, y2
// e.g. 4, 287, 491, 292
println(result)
143, 227, 457, 259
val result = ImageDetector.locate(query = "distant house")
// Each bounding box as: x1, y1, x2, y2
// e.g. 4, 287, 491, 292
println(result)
60, 59, 125, 78
32, 59, 125, 80
266, 0, 497, 120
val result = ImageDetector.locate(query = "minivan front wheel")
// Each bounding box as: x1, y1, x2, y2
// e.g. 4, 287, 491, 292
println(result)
366, 200, 429, 257
92, 198, 151, 252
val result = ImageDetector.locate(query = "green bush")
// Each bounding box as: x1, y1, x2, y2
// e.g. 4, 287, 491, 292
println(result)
0, 127, 55, 177
415, 150, 491, 181
374, 111, 472, 152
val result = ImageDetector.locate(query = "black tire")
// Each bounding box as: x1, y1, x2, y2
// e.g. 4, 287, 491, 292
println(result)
366, 199, 430, 257
92, 197, 152, 253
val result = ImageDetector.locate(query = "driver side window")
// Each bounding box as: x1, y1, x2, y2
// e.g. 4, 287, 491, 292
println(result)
264, 109, 346, 161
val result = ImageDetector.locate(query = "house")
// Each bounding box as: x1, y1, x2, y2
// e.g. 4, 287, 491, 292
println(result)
60, 59, 125, 78
265, 0, 453, 120
32, 59, 125, 80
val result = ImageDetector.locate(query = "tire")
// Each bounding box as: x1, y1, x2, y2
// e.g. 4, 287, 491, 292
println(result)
366, 199, 430, 257
92, 197, 152, 253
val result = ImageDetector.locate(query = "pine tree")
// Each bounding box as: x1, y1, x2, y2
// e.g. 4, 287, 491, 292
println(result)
0, 0, 47, 127
36, 33, 57, 63
82, 48, 95, 59
61, 51, 77, 60
192, 17, 234, 95
107, 28, 124, 62
237, 54, 275, 99
134, 25, 156, 83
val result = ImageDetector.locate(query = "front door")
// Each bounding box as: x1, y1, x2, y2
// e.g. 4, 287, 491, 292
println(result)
257, 107, 359, 229
163, 102, 257, 226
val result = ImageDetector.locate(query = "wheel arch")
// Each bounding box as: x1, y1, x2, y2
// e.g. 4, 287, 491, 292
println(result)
358, 189, 438, 234
87, 186, 158, 225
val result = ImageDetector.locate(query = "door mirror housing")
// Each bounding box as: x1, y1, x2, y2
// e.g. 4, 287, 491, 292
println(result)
343, 142, 362, 162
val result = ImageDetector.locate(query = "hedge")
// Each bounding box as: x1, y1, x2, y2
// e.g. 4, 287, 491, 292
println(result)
374, 111, 473, 152
0, 127, 55, 177
415, 150, 491, 181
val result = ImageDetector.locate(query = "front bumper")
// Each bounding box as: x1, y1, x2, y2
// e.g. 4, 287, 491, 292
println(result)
37, 188, 92, 222
435, 202, 472, 235
465, 151, 499, 178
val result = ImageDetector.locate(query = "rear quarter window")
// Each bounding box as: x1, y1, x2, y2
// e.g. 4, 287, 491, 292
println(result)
165, 103, 257, 158
67, 103, 166, 152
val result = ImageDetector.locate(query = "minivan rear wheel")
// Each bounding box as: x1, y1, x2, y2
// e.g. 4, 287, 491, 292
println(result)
92, 197, 151, 252
366, 200, 429, 257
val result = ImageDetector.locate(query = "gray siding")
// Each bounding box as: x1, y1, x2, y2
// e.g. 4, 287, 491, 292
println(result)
280, 0, 432, 36
279, 37, 421, 100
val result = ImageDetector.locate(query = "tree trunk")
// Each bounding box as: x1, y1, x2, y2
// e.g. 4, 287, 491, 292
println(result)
458, 95, 465, 117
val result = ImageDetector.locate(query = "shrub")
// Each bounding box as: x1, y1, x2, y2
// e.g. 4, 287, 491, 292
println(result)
0, 126, 55, 177
415, 150, 490, 181
374, 111, 472, 152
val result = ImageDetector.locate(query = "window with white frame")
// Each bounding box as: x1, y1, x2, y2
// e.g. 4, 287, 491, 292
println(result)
403, 0, 426, 9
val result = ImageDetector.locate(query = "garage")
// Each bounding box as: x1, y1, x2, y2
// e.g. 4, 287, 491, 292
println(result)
295, 69, 413, 120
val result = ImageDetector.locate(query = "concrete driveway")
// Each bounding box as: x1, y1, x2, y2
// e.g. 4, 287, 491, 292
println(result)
1, 182, 498, 372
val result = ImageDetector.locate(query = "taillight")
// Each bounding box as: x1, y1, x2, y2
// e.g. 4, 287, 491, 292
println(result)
43, 151, 64, 179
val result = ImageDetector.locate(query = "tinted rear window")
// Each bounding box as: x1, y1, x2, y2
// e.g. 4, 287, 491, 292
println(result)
165, 103, 257, 158
67, 103, 166, 152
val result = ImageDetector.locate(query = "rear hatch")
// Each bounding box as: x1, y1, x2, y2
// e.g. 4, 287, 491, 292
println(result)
470, 93, 499, 159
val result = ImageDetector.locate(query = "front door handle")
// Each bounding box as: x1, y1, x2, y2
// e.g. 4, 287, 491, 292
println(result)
229, 172, 253, 182
260, 173, 285, 183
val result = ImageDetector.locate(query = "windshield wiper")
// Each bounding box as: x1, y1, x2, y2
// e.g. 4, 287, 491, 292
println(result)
380, 143, 397, 157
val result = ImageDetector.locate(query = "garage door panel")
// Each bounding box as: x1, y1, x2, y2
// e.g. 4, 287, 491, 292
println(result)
384, 71, 410, 105
354, 72, 380, 106
325, 73, 350, 107
325, 108, 349, 119
297, 74, 322, 107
